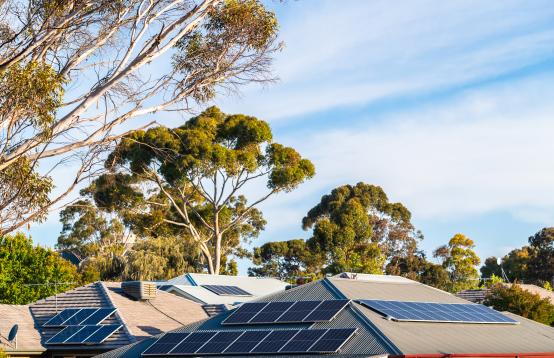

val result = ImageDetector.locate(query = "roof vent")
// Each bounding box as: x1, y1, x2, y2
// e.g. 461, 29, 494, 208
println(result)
122, 281, 157, 300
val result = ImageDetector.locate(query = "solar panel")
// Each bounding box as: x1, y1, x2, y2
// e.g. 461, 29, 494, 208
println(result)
308, 328, 357, 353
222, 302, 269, 324
81, 308, 117, 325
46, 325, 122, 345
64, 325, 102, 344
46, 326, 85, 344
140, 328, 357, 356
170, 331, 217, 354
43, 308, 81, 327
43, 307, 116, 327
223, 330, 271, 354
222, 299, 350, 325
304, 300, 350, 322
358, 299, 519, 324
196, 331, 243, 354
62, 308, 98, 325
251, 330, 299, 353
276, 300, 320, 323
279, 329, 323, 353
82, 324, 122, 344
201, 285, 252, 296
143, 333, 190, 356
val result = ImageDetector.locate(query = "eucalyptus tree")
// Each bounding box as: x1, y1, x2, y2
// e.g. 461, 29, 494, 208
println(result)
0, 0, 281, 233
434, 233, 481, 292
83, 106, 314, 274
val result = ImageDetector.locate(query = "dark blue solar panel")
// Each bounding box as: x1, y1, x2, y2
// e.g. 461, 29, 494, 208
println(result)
62, 308, 98, 325
249, 301, 293, 323
46, 326, 85, 344
279, 329, 325, 353
82, 324, 122, 344
43, 309, 81, 327
304, 300, 349, 322
202, 285, 252, 296
223, 330, 271, 353
64, 325, 102, 344
80, 308, 117, 325
250, 330, 299, 353
276, 300, 321, 323
170, 332, 217, 354
308, 328, 357, 353
143, 333, 190, 356
222, 302, 269, 324
358, 300, 518, 324
196, 331, 243, 354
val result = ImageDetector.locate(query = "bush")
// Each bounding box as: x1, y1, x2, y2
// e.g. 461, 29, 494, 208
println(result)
484, 283, 554, 326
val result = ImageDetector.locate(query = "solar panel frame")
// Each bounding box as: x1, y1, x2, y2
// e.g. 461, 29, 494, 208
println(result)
278, 329, 327, 353
221, 302, 269, 325
201, 284, 252, 296
195, 331, 244, 354
303, 299, 350, 322
64, 325, 103, 344
358, 299, 519, 324
249, 301, 293, 323
223, 330, 272, 354
43, 308, 82, 327
169, 331, 217, 355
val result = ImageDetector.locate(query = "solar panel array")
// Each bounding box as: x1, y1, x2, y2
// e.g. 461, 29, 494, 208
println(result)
142, 328, 357, 356
201, 285, 252, 296
222, 299, 349, 325
358, 299, 518, 324
43, 307, 117, 327
46, 325, 122, 345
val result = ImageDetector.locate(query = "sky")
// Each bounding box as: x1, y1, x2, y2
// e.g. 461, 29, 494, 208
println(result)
29, 0, 554, 274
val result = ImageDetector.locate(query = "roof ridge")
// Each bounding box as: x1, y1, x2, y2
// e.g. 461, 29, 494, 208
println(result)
98, 282, 137, 344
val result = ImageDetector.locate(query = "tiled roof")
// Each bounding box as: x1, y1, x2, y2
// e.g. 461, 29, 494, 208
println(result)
0, 304, 43, 354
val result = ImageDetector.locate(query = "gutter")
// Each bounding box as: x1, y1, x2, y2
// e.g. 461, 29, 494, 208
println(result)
390, 353, 554, 358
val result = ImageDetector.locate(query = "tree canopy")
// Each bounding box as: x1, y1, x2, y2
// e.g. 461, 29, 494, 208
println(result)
302, 182, 419, 275
76, 106, 314, 275
0, 233, 81, 304
434, 233, 480, 293
484, 284, 554, 326
0, 0, 281, 234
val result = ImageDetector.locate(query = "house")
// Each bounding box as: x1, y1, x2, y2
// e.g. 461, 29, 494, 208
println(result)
159, 273, 289, 313
97, 273, 554, 358
0, 281, 207, 357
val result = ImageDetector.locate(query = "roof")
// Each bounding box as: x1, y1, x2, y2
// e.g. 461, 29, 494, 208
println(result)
3, 281, 207, 355
163, 273, 288, 305
456, 289, 490, 303
97, 274, 554, 358
0, 304, 44, 354
103, 282, 208, 340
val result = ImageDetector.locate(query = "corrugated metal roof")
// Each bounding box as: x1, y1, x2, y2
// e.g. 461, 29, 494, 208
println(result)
328, 277, 554, 354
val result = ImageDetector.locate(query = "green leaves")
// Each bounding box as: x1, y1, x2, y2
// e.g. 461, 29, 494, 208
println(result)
0, 233, 80, 304
434, 233, 481, 292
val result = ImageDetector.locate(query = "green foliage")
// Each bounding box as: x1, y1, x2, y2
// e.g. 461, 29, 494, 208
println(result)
302, 182, 419, 275
0, 60, 64, 131
526, 227, 554, 284
544, 281, 553, 292
249, 239, 316, 280
484, 284, 554, 326
125, 236, 204, 281
0, 348, 7, 358
0, 233, 80, 304
434, 233, 480, 293
480, 256, 502, 279
500, 246, 531, 282
174, 0, 279, 102
386, 254, 451, 291
83, 106, 314, 274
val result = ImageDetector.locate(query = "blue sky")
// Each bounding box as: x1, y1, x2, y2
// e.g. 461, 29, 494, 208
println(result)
30, 0, 554, 274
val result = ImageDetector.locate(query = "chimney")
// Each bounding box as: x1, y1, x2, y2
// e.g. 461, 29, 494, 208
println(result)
121, 281, 157, 300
